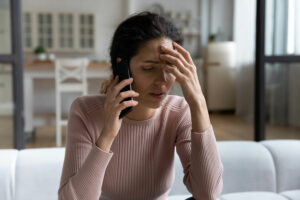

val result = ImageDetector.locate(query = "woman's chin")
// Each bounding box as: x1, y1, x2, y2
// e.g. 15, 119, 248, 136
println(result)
146, 94, 167, 108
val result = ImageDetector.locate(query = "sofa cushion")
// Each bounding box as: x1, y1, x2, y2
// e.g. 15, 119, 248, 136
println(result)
219, 191, 289, 200
217, 142, 276, 194
15, 148, 65, 200
0, 149, 18, 200
280, 190, 300, 200
168, 195, 221, 200
168, 194, 194, 200
260, 140, 300, 192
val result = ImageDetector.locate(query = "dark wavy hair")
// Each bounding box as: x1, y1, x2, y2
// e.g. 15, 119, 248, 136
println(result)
100, 11, 183, 94
110, 11, 183, 70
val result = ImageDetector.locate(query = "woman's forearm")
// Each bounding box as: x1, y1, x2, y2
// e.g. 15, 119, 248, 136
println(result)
189, 95, 211, 133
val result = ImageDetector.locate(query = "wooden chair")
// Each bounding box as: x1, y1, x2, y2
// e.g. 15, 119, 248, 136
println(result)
55, 58, 89, 146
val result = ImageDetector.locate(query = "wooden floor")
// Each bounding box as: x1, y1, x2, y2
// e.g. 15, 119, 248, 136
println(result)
1, 113, 300, 149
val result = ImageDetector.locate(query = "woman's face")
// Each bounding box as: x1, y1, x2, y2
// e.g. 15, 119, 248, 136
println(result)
129, 37, 176, 109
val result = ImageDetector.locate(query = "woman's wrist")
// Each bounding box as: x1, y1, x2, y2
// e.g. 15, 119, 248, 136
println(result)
96, 131, 116, 152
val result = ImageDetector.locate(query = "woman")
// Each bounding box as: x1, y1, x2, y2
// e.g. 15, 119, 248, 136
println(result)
58, 12, 223, 200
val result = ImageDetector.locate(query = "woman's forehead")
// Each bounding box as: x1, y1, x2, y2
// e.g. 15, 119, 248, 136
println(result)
135, 38, 173, 60
143, 38, 173, 50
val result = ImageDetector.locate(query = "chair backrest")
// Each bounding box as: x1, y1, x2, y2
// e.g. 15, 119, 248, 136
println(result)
55, 58, 89, 95
206, 41, 236, 68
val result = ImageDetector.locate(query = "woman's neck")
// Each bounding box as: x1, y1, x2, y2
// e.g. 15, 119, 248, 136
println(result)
125, 104, 157, 121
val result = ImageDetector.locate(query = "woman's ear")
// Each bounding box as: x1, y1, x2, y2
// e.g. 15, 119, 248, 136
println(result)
100, 74, 114, 94
116, 57, 122, 63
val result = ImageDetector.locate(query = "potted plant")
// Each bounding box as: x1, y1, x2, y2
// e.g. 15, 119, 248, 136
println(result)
208, 34, 216, 43
34, 45, 47, 61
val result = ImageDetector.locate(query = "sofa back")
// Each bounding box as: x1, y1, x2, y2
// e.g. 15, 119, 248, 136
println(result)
261, 140, 300, 192
170, 140, 300, 196
218, 141, 277, 194
1, 140, 299, 200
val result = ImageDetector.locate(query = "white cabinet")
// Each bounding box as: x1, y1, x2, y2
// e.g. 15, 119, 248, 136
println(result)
0, 64, 13, 116
79, 14, 95, 50
0, 9, 11, 54
37, 13, 54, 49
23, 11, 95, 53
23, 13, 33, 49
58, 13, 74, 49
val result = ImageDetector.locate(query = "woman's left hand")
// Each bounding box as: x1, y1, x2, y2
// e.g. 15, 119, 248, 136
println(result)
159, 41, 204, 107
160, 41, 211, 132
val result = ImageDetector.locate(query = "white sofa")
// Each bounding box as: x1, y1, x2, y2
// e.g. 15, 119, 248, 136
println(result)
0, 140, 299, 200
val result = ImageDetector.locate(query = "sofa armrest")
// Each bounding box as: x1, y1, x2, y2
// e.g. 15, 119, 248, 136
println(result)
0, 149, 18, 200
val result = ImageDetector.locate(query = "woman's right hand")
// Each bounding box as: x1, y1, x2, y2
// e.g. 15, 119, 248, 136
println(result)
100, 70, 139, 140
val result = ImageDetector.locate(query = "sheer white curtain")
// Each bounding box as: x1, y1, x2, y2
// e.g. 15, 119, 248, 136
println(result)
265, 0, 289, 125
288, 0, 300, 54
288, 0, 300, 127
265, 0, 300, 127
296, 0, 300, 54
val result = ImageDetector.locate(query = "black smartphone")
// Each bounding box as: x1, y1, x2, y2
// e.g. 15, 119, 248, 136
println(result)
113, 59, 134, 119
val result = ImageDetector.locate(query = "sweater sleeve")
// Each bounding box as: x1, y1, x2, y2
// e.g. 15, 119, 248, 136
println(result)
175, 103, 223, 200
58, 98, 113, 200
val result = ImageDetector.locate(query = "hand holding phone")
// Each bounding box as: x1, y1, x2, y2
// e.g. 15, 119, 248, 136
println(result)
100, 75, 139, 145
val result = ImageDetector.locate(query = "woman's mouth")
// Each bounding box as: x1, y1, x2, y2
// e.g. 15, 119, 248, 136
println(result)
149, 92, 166, 99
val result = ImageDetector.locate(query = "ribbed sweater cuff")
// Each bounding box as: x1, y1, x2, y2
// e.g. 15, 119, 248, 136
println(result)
191, 124, 213, 136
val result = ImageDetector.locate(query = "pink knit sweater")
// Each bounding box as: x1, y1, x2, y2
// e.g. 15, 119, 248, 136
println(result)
58, 94, 223, 200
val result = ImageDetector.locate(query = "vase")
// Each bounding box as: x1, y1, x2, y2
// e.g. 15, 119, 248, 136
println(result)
37, 53, 47, 61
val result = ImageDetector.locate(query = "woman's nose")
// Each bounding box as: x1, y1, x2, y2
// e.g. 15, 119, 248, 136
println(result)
156, 69, 168, 83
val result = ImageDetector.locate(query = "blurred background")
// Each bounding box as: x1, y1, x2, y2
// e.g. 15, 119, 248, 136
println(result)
0, 0, 300, 149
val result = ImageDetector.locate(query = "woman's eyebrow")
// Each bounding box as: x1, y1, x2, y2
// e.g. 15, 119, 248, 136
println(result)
143, 60, 161, 64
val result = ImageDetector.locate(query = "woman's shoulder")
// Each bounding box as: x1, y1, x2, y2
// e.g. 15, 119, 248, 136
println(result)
70, 94, 106, 115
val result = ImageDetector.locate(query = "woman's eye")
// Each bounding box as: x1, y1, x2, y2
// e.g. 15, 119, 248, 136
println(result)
143, 68, 153, 71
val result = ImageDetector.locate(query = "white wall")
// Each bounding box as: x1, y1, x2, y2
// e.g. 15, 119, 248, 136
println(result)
210, 0, 234, 41
233, 0, 256, 121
